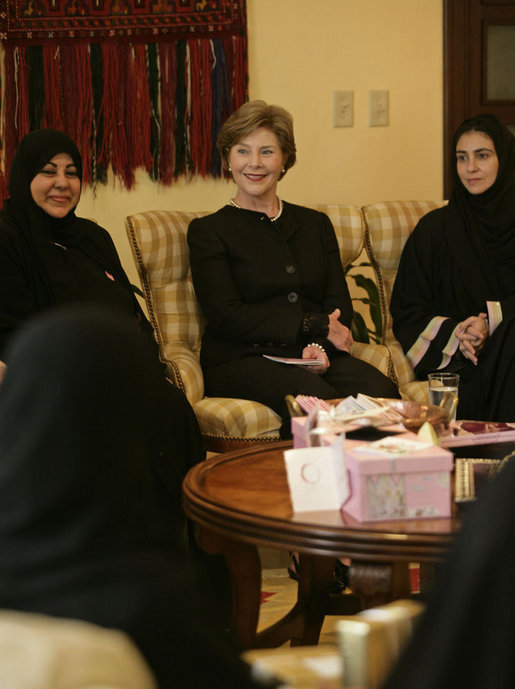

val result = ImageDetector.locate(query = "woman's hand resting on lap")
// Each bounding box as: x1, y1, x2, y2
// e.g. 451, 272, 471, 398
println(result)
301, 345, 330, 374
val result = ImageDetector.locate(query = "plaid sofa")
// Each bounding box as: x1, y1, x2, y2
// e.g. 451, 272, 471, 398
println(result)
125, 202, 444, 450
126, 205, 369, 451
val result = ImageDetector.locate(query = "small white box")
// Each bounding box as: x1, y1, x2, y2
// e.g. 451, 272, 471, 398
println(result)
284, 436, 349, 512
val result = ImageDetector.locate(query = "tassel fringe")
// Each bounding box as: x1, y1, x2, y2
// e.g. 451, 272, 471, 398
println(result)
0, 37, 248, 201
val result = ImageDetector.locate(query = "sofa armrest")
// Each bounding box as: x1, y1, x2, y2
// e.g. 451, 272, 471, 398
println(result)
159, 344, 205, 405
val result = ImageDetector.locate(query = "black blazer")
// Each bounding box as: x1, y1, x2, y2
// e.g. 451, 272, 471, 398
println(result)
187, 201, 353, 368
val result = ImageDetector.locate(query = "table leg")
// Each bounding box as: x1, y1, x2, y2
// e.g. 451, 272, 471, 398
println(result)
194, 527, 356, 649
255, 553, 362, 648
194, 526, 412, 648
290, 553, 336, 646
419, 562, 436, 594
195, 526, 262, 649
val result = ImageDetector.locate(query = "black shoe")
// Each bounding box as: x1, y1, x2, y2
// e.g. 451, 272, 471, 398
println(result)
334, 560, 350, 590
287, 553, 349, 595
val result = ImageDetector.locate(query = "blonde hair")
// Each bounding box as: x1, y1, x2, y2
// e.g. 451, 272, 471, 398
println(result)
217, 100, 296, 179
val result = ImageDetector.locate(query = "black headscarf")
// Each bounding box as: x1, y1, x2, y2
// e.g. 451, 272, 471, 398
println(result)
0, 307, 264, 689
4, 128, 84, 244
2, 129, 110, 310
446, 114, 515, 303
0, 129, 148, 345
7, 128, 82, 212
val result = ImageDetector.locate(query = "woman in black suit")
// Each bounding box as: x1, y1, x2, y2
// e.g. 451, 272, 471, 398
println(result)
188, 100, 398, 437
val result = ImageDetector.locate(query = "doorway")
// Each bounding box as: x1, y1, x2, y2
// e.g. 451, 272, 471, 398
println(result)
444, 0, 515, 196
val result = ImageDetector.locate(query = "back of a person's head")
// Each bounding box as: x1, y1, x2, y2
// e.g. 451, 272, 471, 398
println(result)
0, 306, 168, 570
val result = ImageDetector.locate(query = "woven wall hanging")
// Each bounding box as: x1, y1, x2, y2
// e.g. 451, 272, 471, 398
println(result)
0, 1, 248, 201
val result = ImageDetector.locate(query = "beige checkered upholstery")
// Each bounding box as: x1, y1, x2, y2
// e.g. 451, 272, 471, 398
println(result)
125, 206, 372, 450
0, 610, 156, 689
362, 201, 447, 401
312, 204, 364, 267
126, 209, 282, 450
311, 205, 394, 380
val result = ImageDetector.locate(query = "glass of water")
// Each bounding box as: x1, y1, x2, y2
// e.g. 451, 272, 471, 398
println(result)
428, 372, 459, 422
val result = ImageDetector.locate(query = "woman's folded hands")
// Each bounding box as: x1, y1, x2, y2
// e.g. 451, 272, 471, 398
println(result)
456, 312, 489, 364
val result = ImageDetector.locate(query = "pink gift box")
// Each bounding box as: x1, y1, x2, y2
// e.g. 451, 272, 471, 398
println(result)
341, 439, 453, 521
291, 417, 454, 521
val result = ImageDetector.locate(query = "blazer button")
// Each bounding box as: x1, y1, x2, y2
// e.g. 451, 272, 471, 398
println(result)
287, 292, 298, 303
285, 264, 296, 274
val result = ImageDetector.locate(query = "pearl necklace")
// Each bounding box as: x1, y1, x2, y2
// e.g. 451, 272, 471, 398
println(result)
230, 198, 283, 222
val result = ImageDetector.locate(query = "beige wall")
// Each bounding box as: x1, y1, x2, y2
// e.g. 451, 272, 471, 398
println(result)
68, 0, 443, 286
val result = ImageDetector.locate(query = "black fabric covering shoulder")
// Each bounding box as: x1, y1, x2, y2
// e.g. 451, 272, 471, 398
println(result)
382, 455, 515, 689
0, 307, 262, 689
0, 129, 151, 357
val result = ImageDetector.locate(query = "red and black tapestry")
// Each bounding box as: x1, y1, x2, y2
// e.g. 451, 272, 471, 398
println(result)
0, 1, 248, 200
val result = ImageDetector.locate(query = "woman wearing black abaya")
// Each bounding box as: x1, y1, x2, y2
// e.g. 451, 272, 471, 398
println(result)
381, 453, 515, 689
0, 128, 206, 545
0, 307, 269, 689
0, 128, 151, 356
391, 114, 515, 421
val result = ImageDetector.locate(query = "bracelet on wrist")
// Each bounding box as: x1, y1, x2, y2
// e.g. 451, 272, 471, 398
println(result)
307, 342, 326, 356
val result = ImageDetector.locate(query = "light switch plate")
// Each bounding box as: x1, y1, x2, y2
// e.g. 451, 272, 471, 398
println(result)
369, 90, 389, 126
333, 90, 353, 127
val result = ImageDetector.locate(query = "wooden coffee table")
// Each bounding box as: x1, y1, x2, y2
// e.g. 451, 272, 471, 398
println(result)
182, 441, 463, 649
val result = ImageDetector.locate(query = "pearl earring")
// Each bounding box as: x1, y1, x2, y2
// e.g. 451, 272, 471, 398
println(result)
228, 167, 232, 172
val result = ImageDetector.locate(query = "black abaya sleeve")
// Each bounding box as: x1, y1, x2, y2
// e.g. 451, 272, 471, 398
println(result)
390, 210, 461, 377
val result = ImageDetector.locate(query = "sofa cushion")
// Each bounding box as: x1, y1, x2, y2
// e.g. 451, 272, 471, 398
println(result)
194, 397, 282, 438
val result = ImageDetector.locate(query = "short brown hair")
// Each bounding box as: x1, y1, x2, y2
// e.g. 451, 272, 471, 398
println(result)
217, 100, 296, 179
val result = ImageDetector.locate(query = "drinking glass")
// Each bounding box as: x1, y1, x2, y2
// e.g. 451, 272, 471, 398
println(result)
428, 372, 459, 422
